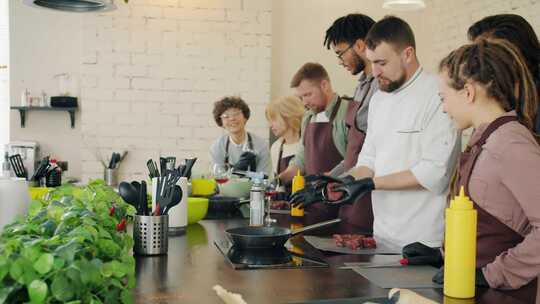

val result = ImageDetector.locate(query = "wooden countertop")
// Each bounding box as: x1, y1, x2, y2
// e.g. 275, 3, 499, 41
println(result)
133, 215, 525, 304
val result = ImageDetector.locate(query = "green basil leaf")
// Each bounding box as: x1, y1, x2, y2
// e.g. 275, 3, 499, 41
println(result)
33, 253, 54, 275
51, 274, 74, 302
9, 258, 25, 284
0, 256, 8, 281
101, 262, 113, 278
28, 279, 48, 304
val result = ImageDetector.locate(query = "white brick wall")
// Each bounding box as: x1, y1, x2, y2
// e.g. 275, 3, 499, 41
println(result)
80, 0, 272, 182
426, 0, 540, 72
424, 0, 540, 146
12, 0, 538, 181
0, 1, 8, 154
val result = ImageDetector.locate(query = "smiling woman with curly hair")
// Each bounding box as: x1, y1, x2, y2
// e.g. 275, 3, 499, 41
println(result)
209, 96, 271, 174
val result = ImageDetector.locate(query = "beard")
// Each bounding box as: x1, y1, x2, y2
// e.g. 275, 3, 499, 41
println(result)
378, 73, 407, 93
351, 52, 366, 76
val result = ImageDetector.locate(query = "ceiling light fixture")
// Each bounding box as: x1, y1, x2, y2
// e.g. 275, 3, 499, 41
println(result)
23, 0, 117, 13
382, 0, 426, 11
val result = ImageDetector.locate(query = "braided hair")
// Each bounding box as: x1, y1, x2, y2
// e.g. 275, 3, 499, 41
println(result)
441, 38, 539, 197
439, 38, 537, 131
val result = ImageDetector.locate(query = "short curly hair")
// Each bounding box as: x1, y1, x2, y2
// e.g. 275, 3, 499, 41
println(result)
212, 96, 251, 127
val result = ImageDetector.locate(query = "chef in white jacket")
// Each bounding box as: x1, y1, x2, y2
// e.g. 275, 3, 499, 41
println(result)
327, 16, 460, 247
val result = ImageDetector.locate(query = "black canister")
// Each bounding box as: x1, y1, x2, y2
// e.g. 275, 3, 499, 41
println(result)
46, 169, 62, 187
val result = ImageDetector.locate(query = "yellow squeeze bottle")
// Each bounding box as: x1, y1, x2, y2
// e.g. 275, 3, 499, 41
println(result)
291, 170, 305, 217
444, 187, 477, 298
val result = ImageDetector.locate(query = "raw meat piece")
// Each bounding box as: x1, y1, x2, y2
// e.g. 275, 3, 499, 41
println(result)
270, 200, 290, 210
332, 234, 377, 250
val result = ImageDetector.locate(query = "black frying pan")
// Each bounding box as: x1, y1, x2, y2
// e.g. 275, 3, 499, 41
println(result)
226, 246, 292, 265
225, 218, 341, 249
208, 196, 250, 213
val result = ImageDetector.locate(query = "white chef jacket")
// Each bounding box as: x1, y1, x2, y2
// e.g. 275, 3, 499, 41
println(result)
356, 67, 460, 248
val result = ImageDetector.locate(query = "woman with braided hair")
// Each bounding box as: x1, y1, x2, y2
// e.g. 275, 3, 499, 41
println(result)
468, 14, 540, 132
404, 38, 540, 302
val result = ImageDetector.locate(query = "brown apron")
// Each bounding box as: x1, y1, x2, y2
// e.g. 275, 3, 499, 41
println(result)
456, 115, 538, 302
303, 97, 344, 231
338, 98, 374, 234
276, 139, 294, 194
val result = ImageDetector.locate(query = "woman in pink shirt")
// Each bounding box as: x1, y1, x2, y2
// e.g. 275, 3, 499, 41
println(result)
438, 39, 539, 301
402, 38, 540, 302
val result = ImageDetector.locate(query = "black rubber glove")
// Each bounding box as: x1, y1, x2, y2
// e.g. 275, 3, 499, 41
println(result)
233, 152, 257, 171
432, 267, 489, 287
289, 184, 324, 208
402, 242, 444, 268
273, 191, 289, 201
326, 177, 374, 205
303, 174, 344, 188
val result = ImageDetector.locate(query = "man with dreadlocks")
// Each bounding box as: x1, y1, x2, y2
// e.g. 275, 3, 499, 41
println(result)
290, 14, 378, 234
292, 14, 378, 234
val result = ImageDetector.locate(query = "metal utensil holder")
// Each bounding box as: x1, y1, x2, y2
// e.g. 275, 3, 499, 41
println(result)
104, 168, 117, 186
134, 215, 169, 255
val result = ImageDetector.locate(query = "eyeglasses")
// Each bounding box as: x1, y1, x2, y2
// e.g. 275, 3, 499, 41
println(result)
336, 44, 354, 61
220, 111, 243, 120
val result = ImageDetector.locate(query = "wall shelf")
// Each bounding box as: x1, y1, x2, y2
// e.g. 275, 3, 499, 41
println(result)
10, 106, 78, 128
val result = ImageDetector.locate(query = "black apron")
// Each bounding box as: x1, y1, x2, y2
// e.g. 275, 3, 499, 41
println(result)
224, 132, 256, 171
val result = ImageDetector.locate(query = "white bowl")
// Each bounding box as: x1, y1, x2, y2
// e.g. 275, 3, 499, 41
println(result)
217, 178, 252, 198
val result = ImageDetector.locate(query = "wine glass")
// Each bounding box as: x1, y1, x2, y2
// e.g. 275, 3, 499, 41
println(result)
264, 178, 278, 226
212, 163, 230, 185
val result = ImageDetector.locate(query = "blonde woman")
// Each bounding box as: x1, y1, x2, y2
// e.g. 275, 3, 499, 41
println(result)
266, 96, 305, 193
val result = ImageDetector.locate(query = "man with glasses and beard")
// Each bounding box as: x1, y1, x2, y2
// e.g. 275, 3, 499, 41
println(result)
320, 16, 460, 248
296, 14, 378, 233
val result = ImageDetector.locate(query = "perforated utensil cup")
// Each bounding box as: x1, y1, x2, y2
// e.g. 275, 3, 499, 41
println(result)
134, 215, 169, 255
